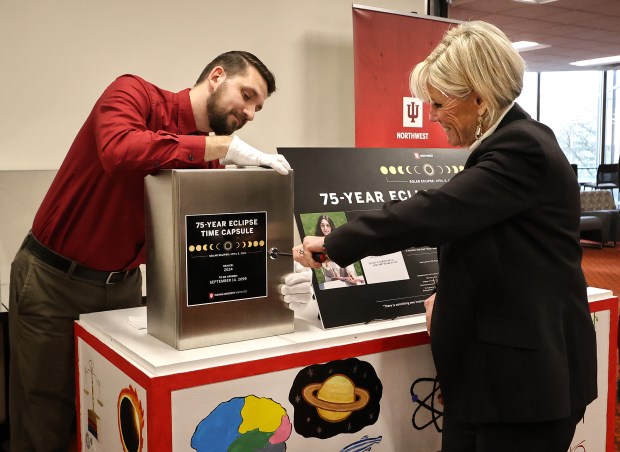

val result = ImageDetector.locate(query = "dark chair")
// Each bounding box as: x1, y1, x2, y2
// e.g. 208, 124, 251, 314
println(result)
582, 163, 619, 197
580, 215, 604, 248
570, 164, 585, 189
580, 190, 619, 247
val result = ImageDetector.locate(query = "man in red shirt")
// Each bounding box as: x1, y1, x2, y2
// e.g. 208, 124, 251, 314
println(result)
9, 51, 310, 451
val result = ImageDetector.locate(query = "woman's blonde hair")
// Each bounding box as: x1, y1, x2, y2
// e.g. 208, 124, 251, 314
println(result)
410, 21, 525, 127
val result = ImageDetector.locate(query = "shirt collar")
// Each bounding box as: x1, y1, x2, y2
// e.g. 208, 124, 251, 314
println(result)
468, 102, 515, 152
177, 88, 203, 135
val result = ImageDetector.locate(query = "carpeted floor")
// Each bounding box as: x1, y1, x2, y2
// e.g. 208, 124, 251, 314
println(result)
581, 244, 620, 296
580, 243, 620, 451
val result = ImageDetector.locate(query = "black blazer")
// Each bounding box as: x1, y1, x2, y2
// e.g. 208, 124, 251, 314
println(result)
325, 104, 597, 423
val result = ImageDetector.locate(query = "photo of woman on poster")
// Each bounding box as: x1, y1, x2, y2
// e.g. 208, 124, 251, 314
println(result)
304, 213, 365, 289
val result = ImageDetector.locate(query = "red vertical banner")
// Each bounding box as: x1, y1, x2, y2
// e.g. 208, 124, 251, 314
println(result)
353, 6, 459, 148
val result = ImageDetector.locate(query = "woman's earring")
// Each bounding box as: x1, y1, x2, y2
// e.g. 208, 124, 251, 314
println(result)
475, 115, 483, 140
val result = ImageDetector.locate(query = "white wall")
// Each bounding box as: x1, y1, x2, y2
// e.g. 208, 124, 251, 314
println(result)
0, 1, 427, 425
0, 0, 425, 170
0, 0, 427, 300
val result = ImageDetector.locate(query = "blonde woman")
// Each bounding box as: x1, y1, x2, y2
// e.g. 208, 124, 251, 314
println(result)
296, 21, 596, 451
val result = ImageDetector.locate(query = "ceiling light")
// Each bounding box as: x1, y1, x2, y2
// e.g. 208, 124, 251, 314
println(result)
512, 41, 550, 52
570, 55, 620, 67
511, 0, 558, 4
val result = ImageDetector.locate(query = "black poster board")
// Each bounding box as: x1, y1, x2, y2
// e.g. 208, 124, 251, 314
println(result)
278, 147, 469, 328
185, 211, 267, 306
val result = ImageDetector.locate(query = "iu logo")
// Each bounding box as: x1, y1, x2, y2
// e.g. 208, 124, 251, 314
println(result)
403, 97, 423, 128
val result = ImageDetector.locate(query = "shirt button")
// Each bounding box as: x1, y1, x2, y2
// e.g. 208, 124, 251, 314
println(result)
154, 160, 160, 167
188, 154, 195, 161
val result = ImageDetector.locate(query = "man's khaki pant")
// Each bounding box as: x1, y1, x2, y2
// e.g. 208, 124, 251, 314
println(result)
8, 244, 141, 451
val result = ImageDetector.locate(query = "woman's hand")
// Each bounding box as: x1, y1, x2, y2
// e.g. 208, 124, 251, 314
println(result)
424, 293, 436, 335
292, 236, 325, 269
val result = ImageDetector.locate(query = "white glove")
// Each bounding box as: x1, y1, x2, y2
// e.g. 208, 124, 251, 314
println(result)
280, 262, 314, 311
221, 135, 291, 175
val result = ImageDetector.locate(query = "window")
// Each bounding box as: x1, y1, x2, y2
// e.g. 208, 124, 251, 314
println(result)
516, 72, 539, 119
538, 71, 603, 183
518, 69, 617, 196
605, 70, 620, 167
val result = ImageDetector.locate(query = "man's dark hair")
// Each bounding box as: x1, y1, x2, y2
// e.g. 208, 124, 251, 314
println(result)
195, 50, 276, 95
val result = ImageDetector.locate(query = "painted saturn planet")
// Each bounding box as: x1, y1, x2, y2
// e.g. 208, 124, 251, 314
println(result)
302, 374, 371, 422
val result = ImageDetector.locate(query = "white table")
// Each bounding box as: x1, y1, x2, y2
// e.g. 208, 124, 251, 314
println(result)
74, 287, 617, 451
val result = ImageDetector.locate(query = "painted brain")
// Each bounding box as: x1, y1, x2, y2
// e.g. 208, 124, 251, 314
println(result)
191, 396, 291, 452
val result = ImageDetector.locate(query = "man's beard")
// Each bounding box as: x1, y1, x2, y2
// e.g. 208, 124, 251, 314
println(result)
206, 82, 240, 135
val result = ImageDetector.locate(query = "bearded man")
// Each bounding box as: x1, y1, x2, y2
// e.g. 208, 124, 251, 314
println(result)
8, 51, 297, 451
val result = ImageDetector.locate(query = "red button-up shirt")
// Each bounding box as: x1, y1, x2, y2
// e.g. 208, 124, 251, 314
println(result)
32, 75, 222, 270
